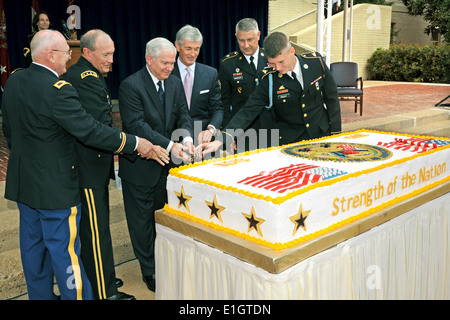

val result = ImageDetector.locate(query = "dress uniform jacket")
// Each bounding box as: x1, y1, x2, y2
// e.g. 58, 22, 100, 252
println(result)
172, 62, 223, 131
223, 53, 341, 147
63, 57, 115, 189
62, 57, 123, 300
218, 48, 268, 128
1, 63, 136, 210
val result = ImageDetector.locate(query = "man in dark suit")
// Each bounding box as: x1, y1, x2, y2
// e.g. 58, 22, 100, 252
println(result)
118, 37, 194, 292
200, 32, 341, 155
63, 29, 150, 300
172, 25, 223, 144
218, 18, 268, 128
1, 30, 159, 300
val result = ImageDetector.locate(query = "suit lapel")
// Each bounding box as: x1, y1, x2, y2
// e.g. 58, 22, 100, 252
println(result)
280, 73, 301, 93
172, 63, 181, 78
190, 64, 204, 109
256, 48, 267, 72
237, 52, 254, 76
297, 54, 315, 94
141, 68, 165, 122
164, 76, 175, 127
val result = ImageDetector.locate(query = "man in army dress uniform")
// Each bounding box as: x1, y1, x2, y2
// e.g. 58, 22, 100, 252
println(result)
218, 18, 268, 128
1, 30, 162, 300
200, 32, 341, 155
63, 30, 152, 300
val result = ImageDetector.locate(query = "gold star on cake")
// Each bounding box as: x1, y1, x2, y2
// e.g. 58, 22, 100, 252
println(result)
289, 204, 311, 235
174, 186, 192, 212
242, 207, 265, 237
205, 195, 226, 223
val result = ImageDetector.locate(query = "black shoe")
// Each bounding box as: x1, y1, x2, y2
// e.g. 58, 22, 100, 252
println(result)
115, 278, 124, 288
142, 275, 155, 292
105, 291, 136, 300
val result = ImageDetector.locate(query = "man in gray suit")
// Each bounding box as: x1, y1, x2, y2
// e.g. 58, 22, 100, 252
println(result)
118, 37, 194, 292
172, 25, 223, 144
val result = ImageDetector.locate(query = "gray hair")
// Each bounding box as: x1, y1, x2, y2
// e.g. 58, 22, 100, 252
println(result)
235, 18, 259, 35
80, 29, 112, 52
145, 37, 176, 59
263, 32, 291, 59
176, 24, 203, 46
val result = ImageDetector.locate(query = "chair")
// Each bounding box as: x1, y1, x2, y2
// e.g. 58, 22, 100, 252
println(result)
330, 62, 363, 116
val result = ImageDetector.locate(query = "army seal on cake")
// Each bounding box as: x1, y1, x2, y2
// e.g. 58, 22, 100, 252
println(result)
281, 142, 393, 162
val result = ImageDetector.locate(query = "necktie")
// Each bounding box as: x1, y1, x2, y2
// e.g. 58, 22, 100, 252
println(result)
291, 71, 302, 89
184, 67, 193, 109
249, 56, 256, 72
157, 80, 165, 115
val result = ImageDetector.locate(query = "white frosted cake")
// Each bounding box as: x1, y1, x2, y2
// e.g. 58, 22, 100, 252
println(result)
165, 130, 450, 250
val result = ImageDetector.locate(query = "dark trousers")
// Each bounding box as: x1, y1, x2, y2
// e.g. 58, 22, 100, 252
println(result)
18, 202, 93, 300
121, 171, 168, 277
79, 186, 118, 300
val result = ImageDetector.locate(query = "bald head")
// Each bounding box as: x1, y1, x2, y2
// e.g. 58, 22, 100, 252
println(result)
30, 30, 72, 76
31, 30, 66, 61
80, 29, 113, 52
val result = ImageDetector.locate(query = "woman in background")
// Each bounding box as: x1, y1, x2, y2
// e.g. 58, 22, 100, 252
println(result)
23, 11, 52, 67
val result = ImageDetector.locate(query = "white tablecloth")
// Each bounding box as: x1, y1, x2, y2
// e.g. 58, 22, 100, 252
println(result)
155, 193, 449, 299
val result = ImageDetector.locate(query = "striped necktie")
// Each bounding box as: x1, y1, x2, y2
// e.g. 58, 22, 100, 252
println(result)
157, 80, 165, 107
157, 80, 165, 119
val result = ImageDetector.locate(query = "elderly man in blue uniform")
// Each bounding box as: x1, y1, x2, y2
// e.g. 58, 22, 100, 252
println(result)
172, 24, 223, 144
218, 18, 268, 128
200, 31, 341, 155
1, 30, 164, 300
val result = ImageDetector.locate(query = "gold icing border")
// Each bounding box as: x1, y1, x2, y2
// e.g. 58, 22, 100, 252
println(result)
164, 176, 449, 250
169, 130, 450, 205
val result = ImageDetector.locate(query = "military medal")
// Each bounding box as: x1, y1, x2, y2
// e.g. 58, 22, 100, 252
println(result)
310, 76, 323, 90
277, 85, 290, 99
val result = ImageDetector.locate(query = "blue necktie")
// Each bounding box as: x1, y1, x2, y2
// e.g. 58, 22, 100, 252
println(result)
157, 80, 165, 107
157, 80, 165, 120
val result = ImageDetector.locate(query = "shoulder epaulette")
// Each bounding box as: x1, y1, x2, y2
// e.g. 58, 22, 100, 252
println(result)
81, 70, 98, 79
261, 66, 276, 79
221, 51, 238, 62
301, 51, 323, 58
259, 48, 265, 57
53, 80, 72, 89
300, 52, 325, 71
11, 68, 24, 75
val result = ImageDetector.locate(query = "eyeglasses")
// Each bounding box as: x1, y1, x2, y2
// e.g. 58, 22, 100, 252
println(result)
52, 49, 72, 56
